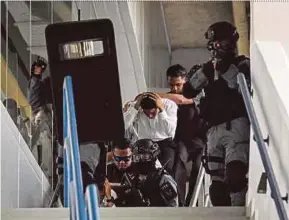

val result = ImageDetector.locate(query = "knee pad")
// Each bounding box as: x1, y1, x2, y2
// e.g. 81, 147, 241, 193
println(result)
209, 180, 231, 206
226, 161, 248, 193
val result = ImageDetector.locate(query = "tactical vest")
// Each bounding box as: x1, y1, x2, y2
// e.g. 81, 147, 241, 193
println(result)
199, 56, 250, 127
141, 169, 168, 206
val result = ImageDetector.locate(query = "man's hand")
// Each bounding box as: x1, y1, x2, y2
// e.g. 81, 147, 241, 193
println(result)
202, 60, 214, 78
104, 178, 112, 199
134, 93, 144, 110
123, 101, 132, 112
146, 93, 164, 112
216, 59, 233, 74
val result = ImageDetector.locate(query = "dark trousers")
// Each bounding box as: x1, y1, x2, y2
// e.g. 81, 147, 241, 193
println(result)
174, 139, 204, 207
156, 138, 176, 177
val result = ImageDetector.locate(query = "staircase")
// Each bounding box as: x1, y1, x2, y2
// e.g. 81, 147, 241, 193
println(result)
2, 207, 248, 220
5, 1, 72, 62
6, 1, 48, 60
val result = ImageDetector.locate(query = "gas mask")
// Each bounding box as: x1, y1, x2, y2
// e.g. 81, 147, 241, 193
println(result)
207, 40, 236, 60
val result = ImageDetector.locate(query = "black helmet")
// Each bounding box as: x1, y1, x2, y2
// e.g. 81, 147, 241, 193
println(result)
205, 21, 239, 42
31, 56, 47, 75
132, 139, 160, 163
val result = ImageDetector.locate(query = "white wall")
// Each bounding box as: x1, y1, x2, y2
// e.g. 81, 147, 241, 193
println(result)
171, 48, 210, 72
252, 2, 289, 58
128, 2, 170, 89
248, 2, 289, 219
247, 42, 289, 220
89, 1, 147, 104
127, 1, 144, 62
1, 102, 52, 208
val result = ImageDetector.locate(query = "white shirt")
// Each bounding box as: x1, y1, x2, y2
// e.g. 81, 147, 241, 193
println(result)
123, 98, 178, 142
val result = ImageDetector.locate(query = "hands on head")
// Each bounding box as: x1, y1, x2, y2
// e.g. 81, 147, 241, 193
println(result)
134, 92, 164, 112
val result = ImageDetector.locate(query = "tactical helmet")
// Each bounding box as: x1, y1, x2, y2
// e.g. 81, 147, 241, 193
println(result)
205, 22, 239, 58
132, 139, 160, 163
205, 21, 239, 42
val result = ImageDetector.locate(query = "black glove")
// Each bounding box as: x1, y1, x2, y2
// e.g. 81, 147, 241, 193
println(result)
215, 56, 235, 74
202, 61, 214, 78
183, 82, 197, 99
124, 187, 147, 207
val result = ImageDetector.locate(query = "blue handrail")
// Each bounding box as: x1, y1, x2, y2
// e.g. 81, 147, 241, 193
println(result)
63, 76, 100, 220
237, 73, 288, 220
86, 185, 100, 220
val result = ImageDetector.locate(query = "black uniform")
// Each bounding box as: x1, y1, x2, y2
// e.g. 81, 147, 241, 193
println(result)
183, 22, 250, 206
111, 139, 178, 207
173, 99, 205, 206
27, 58, 103, 199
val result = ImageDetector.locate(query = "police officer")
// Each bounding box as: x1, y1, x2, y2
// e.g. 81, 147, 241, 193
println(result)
110, 139, 178, 207
28, 56, 50, 120
124, 92, 178, 177
183, 21, 250, 206
28, 56, 57, 186
106, 138, 134, 183
27, 56, 102, 204
132, 139, 178, 207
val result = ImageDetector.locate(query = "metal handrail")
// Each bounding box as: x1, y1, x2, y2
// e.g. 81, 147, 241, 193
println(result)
237, 73, 288, 220
189, 165, 206, 207
86, 185, 100, 220
63, 76, 100, 220
63, 76, 86, 219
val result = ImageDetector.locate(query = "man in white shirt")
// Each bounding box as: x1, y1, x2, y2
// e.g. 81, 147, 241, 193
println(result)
123, 92, 178, 176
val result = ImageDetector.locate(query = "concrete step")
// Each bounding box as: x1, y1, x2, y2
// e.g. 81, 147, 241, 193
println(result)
2, 207, 248, 220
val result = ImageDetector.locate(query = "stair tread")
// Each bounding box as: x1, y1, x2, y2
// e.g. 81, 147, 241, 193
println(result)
2, 218, 248, 220
2, 207, 247, 219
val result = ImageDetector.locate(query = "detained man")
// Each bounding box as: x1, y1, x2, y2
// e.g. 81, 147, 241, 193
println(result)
123, 92, 178, 177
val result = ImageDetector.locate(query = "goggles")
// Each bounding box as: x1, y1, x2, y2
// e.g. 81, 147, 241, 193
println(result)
207, 40, 235, 52
113, 155, 132, 162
